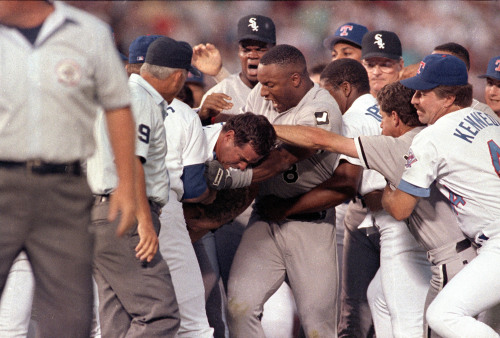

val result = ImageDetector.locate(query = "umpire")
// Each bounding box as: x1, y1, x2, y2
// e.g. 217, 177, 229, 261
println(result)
0, 1, 136, 337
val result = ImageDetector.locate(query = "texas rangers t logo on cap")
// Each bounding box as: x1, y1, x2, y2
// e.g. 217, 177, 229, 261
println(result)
417, 61, 426, 75
495, 59, 500, 72
374, 33, 385, 49
248, 18, 259, 32
339, 25, 353, 36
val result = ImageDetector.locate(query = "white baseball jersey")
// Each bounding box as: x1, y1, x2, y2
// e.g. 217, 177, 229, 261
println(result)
200, 73, 251, 115
164, 98, 208, 201
340, 93, 386, 195
0, 1, 130, 162
202, 122, 224, 161
398, 106, 500, 239
243, 83, 343, 198
87, 74, 169, 206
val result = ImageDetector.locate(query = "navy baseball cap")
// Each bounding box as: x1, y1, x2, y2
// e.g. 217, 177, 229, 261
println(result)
129, 35, 162, 64
362, 30, 402, 61
237, 15, 276, 45
146, 36, 201, 76
323, 23, 368, 50
478, 55, 500, 81
401, 54, 468, 90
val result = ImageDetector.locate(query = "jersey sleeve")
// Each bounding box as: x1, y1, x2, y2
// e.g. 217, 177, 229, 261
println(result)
181, 113, 209, 199
129, 88, 151, 162
355, 135, 406, 186
397, 132, 439, 197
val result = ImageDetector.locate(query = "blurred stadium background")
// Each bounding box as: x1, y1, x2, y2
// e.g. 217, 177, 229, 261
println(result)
68, 0, 499, 100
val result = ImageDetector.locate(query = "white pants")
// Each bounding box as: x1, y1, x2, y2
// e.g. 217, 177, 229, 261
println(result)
159, 194, 214, 338
0, 252, 34, 338
427, 228, 500, 337
368, 211, 432, 338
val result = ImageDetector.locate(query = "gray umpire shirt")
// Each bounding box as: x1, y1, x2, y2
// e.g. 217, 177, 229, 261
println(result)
0, 1, 130, 163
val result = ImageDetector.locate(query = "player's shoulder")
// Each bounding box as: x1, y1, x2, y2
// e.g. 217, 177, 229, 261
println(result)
57, 2, 111, 33
169, 99, 200, 121
205, 73, 241, 94
299, 85, 339, 114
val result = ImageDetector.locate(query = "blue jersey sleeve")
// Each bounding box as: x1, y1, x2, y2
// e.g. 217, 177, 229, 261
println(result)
398, 179, 431, 198
181, 163, 208, 200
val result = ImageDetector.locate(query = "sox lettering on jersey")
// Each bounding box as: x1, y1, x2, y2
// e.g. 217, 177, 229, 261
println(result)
365, 104, 382, 122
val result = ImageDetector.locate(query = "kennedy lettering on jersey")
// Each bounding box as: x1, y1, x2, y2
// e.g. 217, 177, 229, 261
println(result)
453, 110, 500, 143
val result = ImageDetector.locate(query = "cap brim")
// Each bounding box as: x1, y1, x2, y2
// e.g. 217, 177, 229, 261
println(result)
400, 76, 438, 91
323, 36, 361, 50
188, 65, 201, 77
478, 74, 500, 80
238, 34, 275, 45
362, 52, 401, 61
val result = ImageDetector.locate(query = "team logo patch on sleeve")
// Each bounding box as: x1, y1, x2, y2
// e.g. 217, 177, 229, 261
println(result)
403, 149, 418, 168
315, 111, 329, 125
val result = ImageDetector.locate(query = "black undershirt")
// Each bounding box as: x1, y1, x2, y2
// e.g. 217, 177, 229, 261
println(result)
16, 24, 43, 45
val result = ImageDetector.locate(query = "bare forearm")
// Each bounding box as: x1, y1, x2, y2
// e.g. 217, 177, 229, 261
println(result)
381, 185, 417, 221
251, 146, 314, 183
284, 162, 361, 215
134, 158, 153, 225
274, 125, 358, 158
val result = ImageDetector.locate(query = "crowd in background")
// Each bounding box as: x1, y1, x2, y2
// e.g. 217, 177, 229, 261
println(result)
70, 0, 499, 100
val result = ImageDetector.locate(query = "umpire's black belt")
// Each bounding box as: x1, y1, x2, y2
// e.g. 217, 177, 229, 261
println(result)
287, 210, 327, 222
0, 160, 81, 176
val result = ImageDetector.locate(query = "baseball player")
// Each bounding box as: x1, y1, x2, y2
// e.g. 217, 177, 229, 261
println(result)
382, 54, 500, 337
225, 44, 343, 337
479, 55, 500, 116
87, 37, 185, 337
194, 15, 299, 337
273, 77, 499, 337
125, 34, 214, 337
432, 43, 497, 118
362, 30, 405, 98
0, 1, 136, 337
323, 22, 368, 62
197, 14, 276, 121
277, 60, 431, 337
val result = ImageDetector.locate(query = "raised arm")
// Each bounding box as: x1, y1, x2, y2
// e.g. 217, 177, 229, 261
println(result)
192, 43, 231, 82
